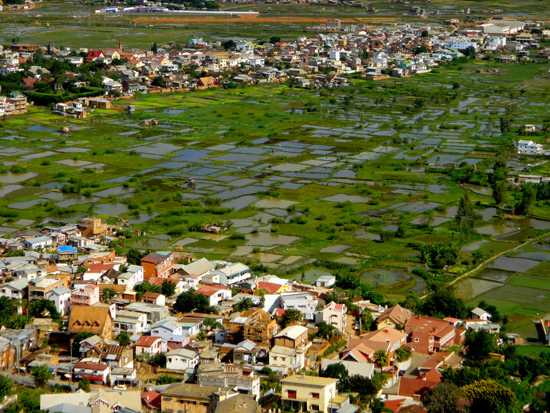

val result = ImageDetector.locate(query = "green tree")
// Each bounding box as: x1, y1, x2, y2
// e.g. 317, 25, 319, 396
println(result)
117, 331, 131, 346
462, 379, 516, 413
514, 184, 537, 215
280, 308, 303, 328
28, 299, 60, 320
455, 192, 476, 231
374, 350, 388, 370
421, 287, 467, 318
150, 353, 167, 368
31, 365, 52, 387
102, 288, 116, 303
78, 378, 90, 392
233, 297, 254, 312
161, 280, 176, 297
421, 382, 465, 413
316, 321, 340, 340
465, 330, 496, 361
320, 362, 349, 391
394, 346, 412, 363
492, 180, 506, 205
71, 332, 93, 356
174, 289, 211, 313
0, 376, 12, 402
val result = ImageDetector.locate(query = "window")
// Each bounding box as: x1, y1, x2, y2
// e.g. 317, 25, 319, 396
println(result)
311, 392, 319, 399
414, 338, 419, 343
287, 390, 296, 399
311, 404, 319, 411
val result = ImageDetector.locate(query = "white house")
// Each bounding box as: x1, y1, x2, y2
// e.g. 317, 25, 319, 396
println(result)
316, 301, 347, 333
116, 265, 144, 290
110, 367, 137, 387
150, 317, 188, 344
280, 292, 319, 321
166, 348, 199, 372
23, 236, 53, 250
471, 307, 492, 322
315, 275, 336, 288
517, 140, 544, 155
0, 278, 29, 300
73, 361, 111, 384
135, 335, 166, 356
114, 310, 148, 335
216, 262, 252, 286
196, 285, 232, 307
50, 287, 71, 317
269, 345, 306, 371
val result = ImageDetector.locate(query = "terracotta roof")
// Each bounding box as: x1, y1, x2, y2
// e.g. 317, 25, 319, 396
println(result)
74, 361, 109, 371
197, 284, 228, 297
142, 391, 161, 409
68, 305, 111, 336
141, 253, 171, 265
398, 369, 441, 397
405, 316, 454, 338
256, 281, 283, 294
377, 304, 413, 326
86, 263, 114, 273
136, 335, 161, 347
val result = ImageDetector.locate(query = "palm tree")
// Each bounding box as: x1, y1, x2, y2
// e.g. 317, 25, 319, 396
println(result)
374, 350, 388, 371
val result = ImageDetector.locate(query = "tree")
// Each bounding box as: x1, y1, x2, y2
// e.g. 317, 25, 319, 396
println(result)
280, 308, 303, 328
348, 375, 380, 402
150, 353, 166, 368
514, 184, 537, 215
394, 346, 412, 363
173, 289, 211, 313
78, 378, 90, 392
31, 365, 52, 387
127, 248, 146, 265
0, 376, 12, 402
161, 280, 176, 297
462, 379, 516, 413
465, 330, 496, 361
455, 192, 476, 231
102, 288, 116, 303
233, 297, 254, 312
421, 287, 467, 318
374, 350, 388, 370
222, 40, 236, 51
151, 42, 158, 54
419, 244, 458, 270
28, 299, 60, 320
320, 362, 349, 391
422, 382, 465, 413
117, 331, 131, 346
316, 321, 340, 340
492, 180, 505, 205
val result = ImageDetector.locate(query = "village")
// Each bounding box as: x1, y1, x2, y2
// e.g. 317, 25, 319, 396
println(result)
0, 214, 536, 413
1, 18, 549, 119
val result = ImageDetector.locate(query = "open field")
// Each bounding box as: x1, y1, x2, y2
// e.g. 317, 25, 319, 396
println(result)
0, 60, 549, 334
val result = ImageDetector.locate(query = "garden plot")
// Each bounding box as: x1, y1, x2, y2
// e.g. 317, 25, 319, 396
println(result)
0, 172, 38, 184
57, 147, 89, 153
135, 143, 182, 157
476, 223, 519, 237
94, 186, 135, 198
222, 195, 258, 211
323, 194, 369, 204
246, 232, 299, 247
21, 151, 57, 160
489, 256, 540, 273
255, 199, 295, 209
0, 184, 23, 197
95, 203, 129, 216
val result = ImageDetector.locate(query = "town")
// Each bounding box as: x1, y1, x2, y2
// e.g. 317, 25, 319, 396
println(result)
0, 215, 546, 413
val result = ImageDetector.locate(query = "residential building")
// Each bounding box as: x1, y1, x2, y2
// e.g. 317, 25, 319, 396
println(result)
196, 284, 232, 307
114, 310, 148, 335
160, 383, 226, 413
50, 287, 71, 317
269, 325, 310, 371
281, 374, 338, 413
28, 277, 64, 302
198, 363, 261, 400
405, 316, 456, 354
166, 348, 199, 371
377, 304, 413, 330
517, 139, 544, 155
68, 304, 114, 340
280, 292, 319, 321
0, 278, 29, 300
471, 307, 492, 321
72, 361, 111, 384
243, 309, 278, 345
316, 301, 347, 333
135, 335, 166, 356
141, 252, 175, 280
71, 284, 100, 306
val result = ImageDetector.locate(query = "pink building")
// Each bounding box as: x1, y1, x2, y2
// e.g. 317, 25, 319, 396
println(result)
71, 284, 100, 306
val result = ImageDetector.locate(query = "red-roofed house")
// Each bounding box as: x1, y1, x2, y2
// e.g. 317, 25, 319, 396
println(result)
142, 391, 162, 410
405, 316, 456, 354
316, 301, 347, 332
86, 50, 104, 62
256, 281, 287, 294
73, 361, 110, 384
141, 252, 175, 280
397, 369, 441, 399
196, 284, 232, 307
83, 263, 114, 282
135, 335, 166, 356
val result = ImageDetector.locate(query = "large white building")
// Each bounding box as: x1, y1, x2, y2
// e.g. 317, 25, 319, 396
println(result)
517, 140, 544, 156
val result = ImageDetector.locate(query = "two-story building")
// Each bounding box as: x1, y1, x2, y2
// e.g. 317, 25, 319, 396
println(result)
281, 375, 338, 413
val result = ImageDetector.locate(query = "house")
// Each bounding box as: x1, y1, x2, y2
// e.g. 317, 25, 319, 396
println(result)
314, 275, 336, 288
280, 292, 319, 321
270, 325, 310, 371
135, 335, 166, 356
233, 339, 260, 365
28, 277, 64, 302
243, 309, 278, 345
161, 383, 233, 413
255, 281, 288, 295
216, 262, 252, 286
142, 292, 165, 306
214, 394, 260, 413
405, 316, 456, 354
50, 287, 71, 317
83, 263, 115, 282
377, 304, 413, 330
110, 367, 137, 387
197, 76, 218, 89
40, 390, 142, 413
114, 310, 148, 335
126, 302, 170, 328
23, 236, 52, 250
471, 307, 491, 321
0, 337, 15, 370
99, 344, 134, 369
517, 139, 544, 155
73, 361, 110, 384
165, 347, 199, 372
151, 317, 192, 344
141, 252, 175, 280
397, 369, 442, 399
321, 358, 374, 379
198, 362, 261, 400
0, 278, 29, 300
71, 284, 100, 306
0, 328, 37, 362
68, 304, 114, 340
281, 374, 337, 413
534, 315, 550, 345
197, 284, 232, 307
316, 301, 347, 333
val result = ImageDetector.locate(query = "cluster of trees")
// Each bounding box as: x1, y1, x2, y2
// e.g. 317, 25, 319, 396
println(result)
320, 363, 388, 408
134, 280, 176, 299
419, 244, 458, 270
0, 297, 28, 329
423, 341, 550, 413
173, 289, 214, 313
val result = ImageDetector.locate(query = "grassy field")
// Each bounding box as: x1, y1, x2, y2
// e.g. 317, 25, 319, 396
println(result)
0, 60, 549, 334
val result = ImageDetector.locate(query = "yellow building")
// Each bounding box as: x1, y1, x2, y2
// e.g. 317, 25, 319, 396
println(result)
281, 375, 337, 413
